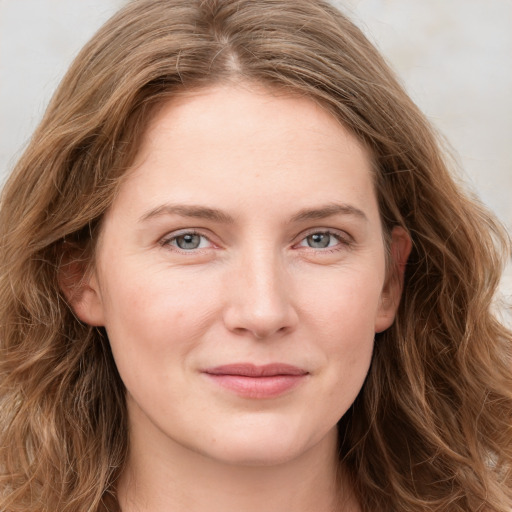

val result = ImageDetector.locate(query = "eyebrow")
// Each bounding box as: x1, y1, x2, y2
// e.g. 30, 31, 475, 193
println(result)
139, 202, 368, 224
290, 203, 368, 223
139, 204, 235, 224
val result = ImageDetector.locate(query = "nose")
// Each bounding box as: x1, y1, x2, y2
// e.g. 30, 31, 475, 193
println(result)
222, 248, 298, 340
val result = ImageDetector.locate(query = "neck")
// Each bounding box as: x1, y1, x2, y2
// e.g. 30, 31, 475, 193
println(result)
117, 407, 359, 512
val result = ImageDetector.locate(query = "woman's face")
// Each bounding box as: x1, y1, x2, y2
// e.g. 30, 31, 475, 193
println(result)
74, 84, 406, 466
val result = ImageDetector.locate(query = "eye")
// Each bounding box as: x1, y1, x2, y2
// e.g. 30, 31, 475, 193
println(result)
297, 230, 350, 250
162, 231, 213, 251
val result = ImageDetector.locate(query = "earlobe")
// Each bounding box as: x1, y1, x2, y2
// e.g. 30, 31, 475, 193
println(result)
375, 226, 412, 333
58, 259, 106, 327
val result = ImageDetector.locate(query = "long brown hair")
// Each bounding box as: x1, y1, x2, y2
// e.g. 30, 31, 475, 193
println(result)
1, 1, 511, 510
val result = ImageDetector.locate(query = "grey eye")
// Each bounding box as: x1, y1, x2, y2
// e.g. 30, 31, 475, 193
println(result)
306, 233, 332, 248
175, 233, 202, 250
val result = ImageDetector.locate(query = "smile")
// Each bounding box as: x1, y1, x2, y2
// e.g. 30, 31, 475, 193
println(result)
202, 363, 309, 399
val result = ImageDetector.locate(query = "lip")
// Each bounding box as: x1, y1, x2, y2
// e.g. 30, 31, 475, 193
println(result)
202, 363, 309, 399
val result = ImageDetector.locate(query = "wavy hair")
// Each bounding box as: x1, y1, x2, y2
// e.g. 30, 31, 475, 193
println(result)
1, 0, 511, 510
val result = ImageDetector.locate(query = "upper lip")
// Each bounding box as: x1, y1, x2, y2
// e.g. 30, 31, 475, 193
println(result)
203, 363, 308, 377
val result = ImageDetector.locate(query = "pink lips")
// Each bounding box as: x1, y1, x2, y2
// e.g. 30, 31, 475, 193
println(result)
203, 363, 308, 399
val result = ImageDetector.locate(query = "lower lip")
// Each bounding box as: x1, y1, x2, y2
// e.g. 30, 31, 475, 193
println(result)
204, 374, 307, 398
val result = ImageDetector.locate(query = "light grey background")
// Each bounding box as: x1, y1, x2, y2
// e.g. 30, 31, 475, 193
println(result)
1, 0, 510, 308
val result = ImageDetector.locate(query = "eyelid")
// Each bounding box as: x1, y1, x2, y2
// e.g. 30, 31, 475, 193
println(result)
296, 227, 353, 242
159, 229, 217, 252
292, 228, 354, 250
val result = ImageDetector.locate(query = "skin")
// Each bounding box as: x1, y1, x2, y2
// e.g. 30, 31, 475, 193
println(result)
70, 83, 410, 512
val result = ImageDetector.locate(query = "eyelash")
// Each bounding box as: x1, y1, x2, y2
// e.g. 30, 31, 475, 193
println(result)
160, 229, 353, 254
160, 230, 213, 253
296, 229, 353, 253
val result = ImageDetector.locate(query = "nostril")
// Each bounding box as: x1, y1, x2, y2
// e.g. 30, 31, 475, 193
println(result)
227, 317, 294, 340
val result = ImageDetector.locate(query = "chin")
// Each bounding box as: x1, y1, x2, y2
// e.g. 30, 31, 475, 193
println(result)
204, 440, 306, 467
191, 415, 336, 468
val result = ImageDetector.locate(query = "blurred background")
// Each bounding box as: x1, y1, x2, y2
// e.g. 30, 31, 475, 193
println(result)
0, 0, 510, 312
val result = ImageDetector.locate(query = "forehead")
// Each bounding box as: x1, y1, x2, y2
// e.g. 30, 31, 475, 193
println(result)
110, 83, 379, 226
140, 82, 368, 155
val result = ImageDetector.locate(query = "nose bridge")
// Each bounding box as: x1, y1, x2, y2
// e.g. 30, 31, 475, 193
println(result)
224, 242, 296, 338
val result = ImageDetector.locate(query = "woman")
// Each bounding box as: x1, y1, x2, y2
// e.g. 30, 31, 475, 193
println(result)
0, 0, 510, 511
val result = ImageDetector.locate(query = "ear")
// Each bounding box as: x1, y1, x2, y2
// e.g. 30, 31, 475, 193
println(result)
58, 256, 106, 327
375, 226, 412, 333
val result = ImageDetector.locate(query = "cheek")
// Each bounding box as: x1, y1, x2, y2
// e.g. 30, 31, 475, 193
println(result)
301, 267, 383, 394
99, 265, 222, 375
302, 263, 384, 335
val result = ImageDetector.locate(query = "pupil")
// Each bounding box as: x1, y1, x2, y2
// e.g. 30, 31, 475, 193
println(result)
177, 234, 200, 249
308, 233, 330, 248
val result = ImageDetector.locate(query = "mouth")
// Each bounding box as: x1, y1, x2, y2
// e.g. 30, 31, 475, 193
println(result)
202, 363, 309, 399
